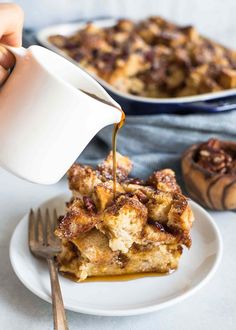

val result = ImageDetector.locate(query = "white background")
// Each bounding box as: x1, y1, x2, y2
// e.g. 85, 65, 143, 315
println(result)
1, 0, 236, 48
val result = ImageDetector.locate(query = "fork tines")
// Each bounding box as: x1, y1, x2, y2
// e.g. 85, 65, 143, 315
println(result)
28, 208, 61, 258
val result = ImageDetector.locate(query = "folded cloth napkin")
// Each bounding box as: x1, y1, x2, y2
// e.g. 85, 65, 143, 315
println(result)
23, 30, 236, 187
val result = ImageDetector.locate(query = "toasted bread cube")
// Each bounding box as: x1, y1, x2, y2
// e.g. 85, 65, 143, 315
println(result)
72, 229, 118, 264
219, 68, 236, 88
166, 67, 185, 90
108, 53, 147, 83
187, 64, 208, 88
176, 86, 198, 97
167, 193, 194, 234
55, 199, 99, 239
138, 223, 179, 245
182, 26, 199, 43
146, 191, 173, 224
57, 239, 78, 265
98, 151, 133, 180
138, 22, 161, 44
146, 191, 193, 247
147, 169, 181, 193
100, 195, 147, 253
68, 164, 102, 196
157, 31, 186, 47
93, 181, 125, 211
116, 19, 135, 32
199, 77, 222, 93
48, 35, 67, 48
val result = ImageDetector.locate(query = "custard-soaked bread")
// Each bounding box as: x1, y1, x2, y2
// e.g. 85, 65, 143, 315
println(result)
55, 198, 100, 239
147, 169, 181, 193
68, 152, 130, 201
94, 181, 125, 211
49, 17, 236, 98
98, 151, 133, 180
146, 191, 192, 247
57, 229, 182, 281
55, 152, 194, 281
68, 164, 102, 197
98, 195, 147, 253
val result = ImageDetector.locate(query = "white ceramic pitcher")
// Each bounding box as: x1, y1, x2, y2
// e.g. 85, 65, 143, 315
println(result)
0, 45, 122, 184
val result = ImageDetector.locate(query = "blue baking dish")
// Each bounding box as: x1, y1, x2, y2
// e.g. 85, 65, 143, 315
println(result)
37, 18, 236, 115
105, 88, 236, 115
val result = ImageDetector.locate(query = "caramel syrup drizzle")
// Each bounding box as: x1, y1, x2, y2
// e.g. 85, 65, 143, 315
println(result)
112, 111, 125, 198
80, 89, 125, 198
63, 270, 175, 283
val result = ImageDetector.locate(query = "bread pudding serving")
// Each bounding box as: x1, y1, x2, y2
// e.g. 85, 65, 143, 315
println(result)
55, 152, 194, 282
49, 16, 236, 98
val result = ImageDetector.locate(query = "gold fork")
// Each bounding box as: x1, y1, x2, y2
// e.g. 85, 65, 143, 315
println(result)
28, 208, 69, 330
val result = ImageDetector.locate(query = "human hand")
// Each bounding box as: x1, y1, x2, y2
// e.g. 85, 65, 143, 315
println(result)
0, 3, 24, 85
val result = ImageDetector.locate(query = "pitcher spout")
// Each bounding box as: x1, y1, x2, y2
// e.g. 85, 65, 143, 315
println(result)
79, 89, 123, 128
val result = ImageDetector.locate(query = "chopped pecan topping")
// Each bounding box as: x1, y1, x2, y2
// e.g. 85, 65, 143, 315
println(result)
134, 190, 149, 204
83, 196, 97, 213
49, 16, 236, 98
195, 138, 236, 174
147, 219, 165, 232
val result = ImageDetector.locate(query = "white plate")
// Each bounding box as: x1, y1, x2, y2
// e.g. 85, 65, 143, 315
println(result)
36, 19, 236, 105
10, 194, 222, 316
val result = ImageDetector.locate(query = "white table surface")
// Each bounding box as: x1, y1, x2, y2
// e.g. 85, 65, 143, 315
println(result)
0, 166, 236, 330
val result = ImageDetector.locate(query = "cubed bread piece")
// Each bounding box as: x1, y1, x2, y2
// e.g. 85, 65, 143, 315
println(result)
99, 195, 148, 253
72, 229, 119, 265
57, 239, 78, 266
146, 191, 193, 247
219, 68, 236, 88
147, 169, 181, 193
146, 191, 173, 223
93, 181, 125, 211
123, 182, 155, 197
116, 19, 135, 32
48, 35, 67, 48
137, 21, 161, 44
58, 240, 183, 281
181, 26, 199, 43
198, 77, 222, 94
98, 151, 133, 180
138, 223, 179, 245
156, 31, 186, 48
108, 53, 148, 84
167, 193, 194, 234
165, 66, 185, 90
55, 198, 99, 239
68, 164, 102, 196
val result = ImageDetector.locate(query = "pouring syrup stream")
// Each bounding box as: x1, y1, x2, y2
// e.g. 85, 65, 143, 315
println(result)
112, 111, 125, 198
80, 89, 125, 198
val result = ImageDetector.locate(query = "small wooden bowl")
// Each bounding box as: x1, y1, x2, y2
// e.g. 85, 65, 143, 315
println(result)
181, 140, 236, 210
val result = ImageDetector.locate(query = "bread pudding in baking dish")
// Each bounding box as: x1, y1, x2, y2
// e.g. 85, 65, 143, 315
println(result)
55, 152, 194, 281
49, 16, 236, 98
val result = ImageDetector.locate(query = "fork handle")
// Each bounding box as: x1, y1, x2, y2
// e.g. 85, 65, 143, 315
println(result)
47, 258, 69, 330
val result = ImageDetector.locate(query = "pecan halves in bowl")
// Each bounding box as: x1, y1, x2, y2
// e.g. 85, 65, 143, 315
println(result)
181, 139, 236, 210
